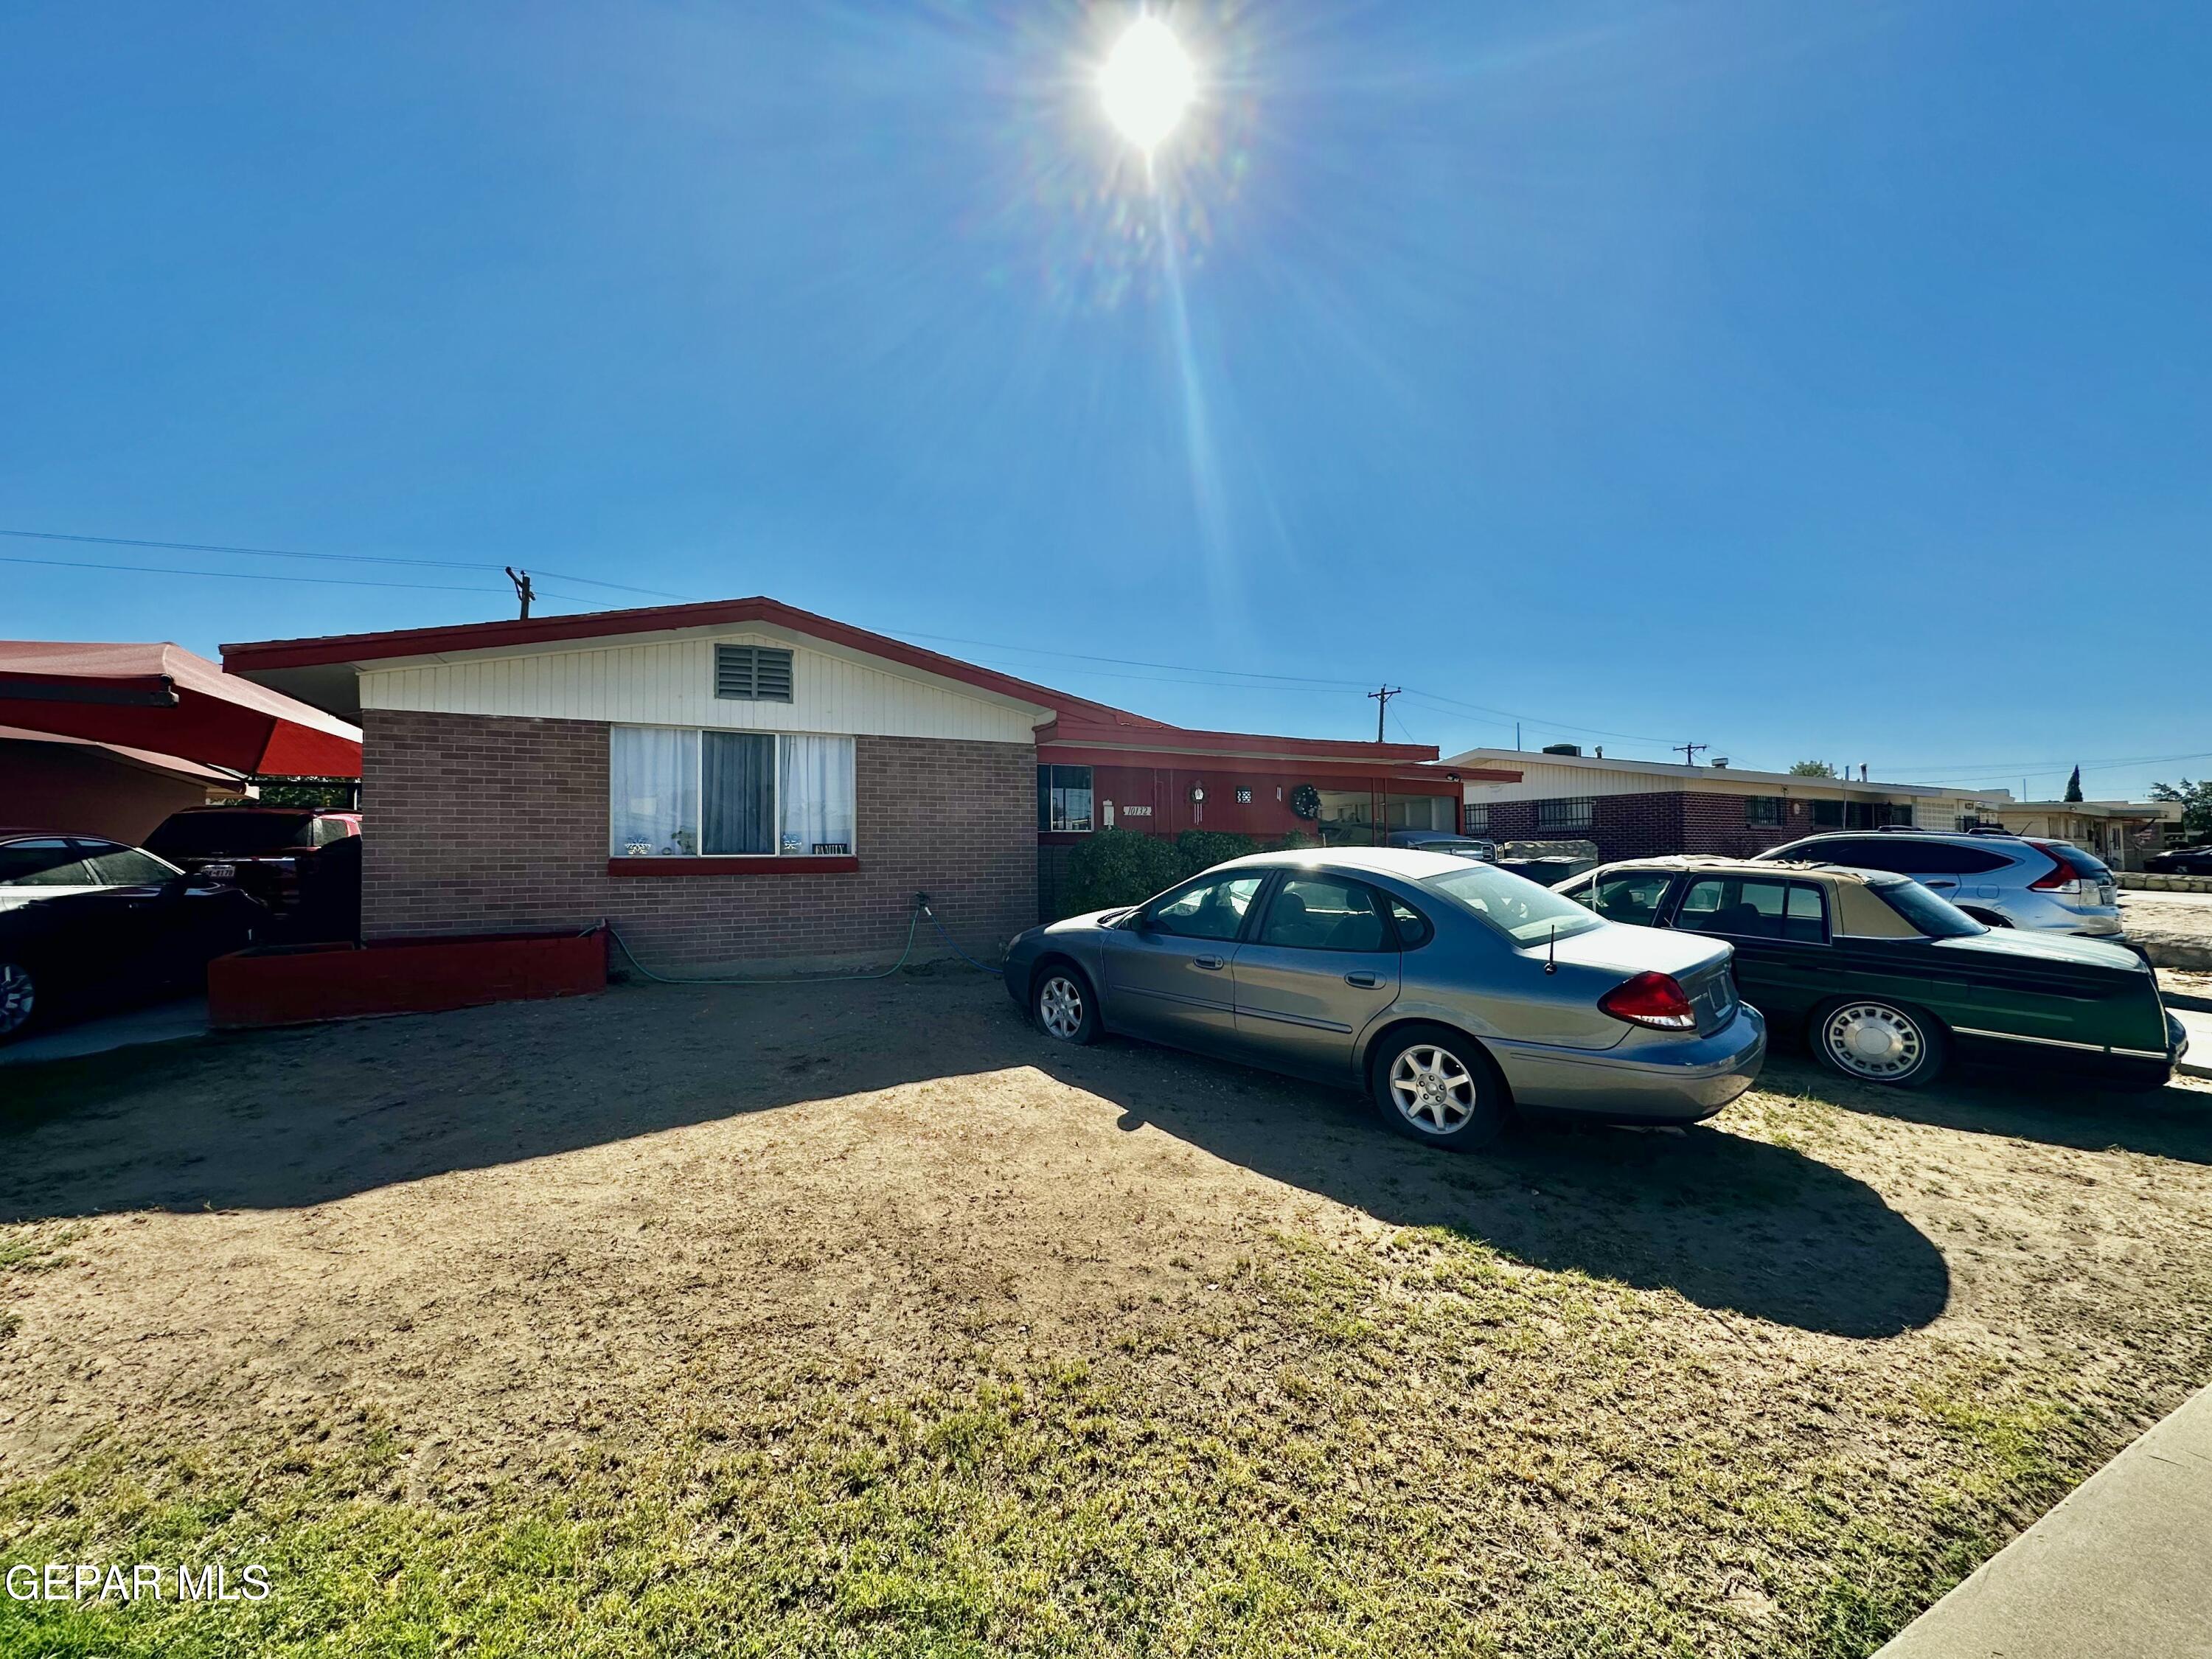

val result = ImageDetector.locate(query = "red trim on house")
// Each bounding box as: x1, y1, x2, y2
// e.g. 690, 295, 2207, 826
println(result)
606, 855, 860, 877
1039, 721, 1436, 764
1039, 742, 1503, 786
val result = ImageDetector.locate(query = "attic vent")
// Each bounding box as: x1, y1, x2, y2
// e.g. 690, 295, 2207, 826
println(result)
714, 644, 794, 703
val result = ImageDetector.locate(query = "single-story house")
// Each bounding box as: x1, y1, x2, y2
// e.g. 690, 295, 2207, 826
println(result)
0, 725, 246, 844
225, 598, 1513, 971
1982, 800, 2183, 871
1442, 746, 2013, 863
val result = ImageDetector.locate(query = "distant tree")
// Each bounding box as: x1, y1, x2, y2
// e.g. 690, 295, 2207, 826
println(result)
2064, 765, 2084, 803
2151, 779, 2212, 840
1788, 760, 1837, 777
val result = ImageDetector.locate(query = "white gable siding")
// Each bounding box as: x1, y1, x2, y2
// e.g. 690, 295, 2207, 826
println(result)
358, 633, 1043, 742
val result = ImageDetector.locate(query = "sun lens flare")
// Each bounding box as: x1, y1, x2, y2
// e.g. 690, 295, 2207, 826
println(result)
1099, 15, 1195, 153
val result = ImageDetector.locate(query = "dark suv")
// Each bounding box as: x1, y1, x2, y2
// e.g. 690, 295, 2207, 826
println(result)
144, 807, 361, 938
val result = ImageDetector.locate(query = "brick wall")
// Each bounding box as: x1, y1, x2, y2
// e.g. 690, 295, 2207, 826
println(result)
1479, 790, 1822, 860
361, 709, 1035, 971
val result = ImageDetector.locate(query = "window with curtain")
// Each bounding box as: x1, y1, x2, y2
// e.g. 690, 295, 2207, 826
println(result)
611, 727, 700, 857
610, 727, 855, 858
779, 735, 856, 854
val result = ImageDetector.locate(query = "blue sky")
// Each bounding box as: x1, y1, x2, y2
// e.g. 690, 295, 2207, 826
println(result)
2, 1, 2205, 799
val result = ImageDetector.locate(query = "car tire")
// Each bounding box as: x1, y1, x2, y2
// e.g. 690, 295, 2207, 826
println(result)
1809, 997, 1947, 1090
1371, 1024, 1510, 1152
1032, 962, 1100, 1045
0, 960, 38, 1045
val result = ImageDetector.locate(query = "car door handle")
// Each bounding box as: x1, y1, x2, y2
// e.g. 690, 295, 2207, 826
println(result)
1193, 955, 1226, 970
1344, 971, 1381, 988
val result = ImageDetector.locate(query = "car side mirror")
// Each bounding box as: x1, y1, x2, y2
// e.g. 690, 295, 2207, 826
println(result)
1129, 911, 1155, 933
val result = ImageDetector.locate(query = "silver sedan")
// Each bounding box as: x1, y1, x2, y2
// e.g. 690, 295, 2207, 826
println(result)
1003, 847, 1766, 1150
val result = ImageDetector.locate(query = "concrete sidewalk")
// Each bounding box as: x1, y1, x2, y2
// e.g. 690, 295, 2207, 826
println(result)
0, 996, 209, 1066
1876, 1381, 2212, 1658
2179, 1006, 2212, 1081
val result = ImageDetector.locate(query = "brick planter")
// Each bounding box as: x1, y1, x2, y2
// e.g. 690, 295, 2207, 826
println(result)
209, 927, 606, 1030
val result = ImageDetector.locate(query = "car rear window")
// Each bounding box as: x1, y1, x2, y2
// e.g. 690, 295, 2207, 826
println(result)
1421, 863, 1604, 945
1873, 878, 1985, 937
2041, 842, 2111, 878
145, 813, 316, 855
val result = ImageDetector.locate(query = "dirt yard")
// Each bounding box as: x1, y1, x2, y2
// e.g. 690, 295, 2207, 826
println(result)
4, 973, 2211, 1658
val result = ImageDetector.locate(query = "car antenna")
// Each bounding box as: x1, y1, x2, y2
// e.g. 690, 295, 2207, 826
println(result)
1545, 923, 1558, 974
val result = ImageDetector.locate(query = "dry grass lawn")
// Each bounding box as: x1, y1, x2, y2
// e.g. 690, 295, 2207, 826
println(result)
4, 972, 2211, 1657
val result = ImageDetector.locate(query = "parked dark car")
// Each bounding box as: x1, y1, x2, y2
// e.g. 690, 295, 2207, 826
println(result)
1383, 830, 1497, 860
0, 830, 270, 1041
144, 806, 361, 939
2145, 846, 2212, 876
1555, 857, 2183, 1091
1004, 847, 1765, 1151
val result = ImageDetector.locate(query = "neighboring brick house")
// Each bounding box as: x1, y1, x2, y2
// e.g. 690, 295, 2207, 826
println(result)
1032, 718, 1517, 919
1443, 748, 2012, 863
224, 597, 1517, 971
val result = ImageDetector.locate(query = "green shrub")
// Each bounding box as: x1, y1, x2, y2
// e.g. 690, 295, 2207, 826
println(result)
1057, 828, 1325, 920
1060, 829, 1183, 917
1173, 830, 1259, 877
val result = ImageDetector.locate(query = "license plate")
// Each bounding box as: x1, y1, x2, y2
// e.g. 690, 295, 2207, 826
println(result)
202, 863, 237, 879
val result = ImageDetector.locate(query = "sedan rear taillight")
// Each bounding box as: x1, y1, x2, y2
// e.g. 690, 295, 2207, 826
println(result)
1599, 971, 1697, 1030
2028, 855, 2083, 895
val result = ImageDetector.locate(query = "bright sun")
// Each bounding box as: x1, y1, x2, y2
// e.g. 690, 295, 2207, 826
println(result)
1099, 15, 1195, 153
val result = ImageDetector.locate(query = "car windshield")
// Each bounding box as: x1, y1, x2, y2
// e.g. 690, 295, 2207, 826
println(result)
1873, 877, 1986, 938
1420, 862, 1604, 945
145, 813, 316, 855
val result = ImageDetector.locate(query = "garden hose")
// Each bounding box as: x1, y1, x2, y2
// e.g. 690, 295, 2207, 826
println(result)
599, 893, 1001, 986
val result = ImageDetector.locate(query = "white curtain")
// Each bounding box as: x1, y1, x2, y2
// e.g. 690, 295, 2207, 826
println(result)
609, 727, 699, 856
778, 735, 855, 855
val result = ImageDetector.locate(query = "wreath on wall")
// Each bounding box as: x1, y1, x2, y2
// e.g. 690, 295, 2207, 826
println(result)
1290, 783, 1322, 821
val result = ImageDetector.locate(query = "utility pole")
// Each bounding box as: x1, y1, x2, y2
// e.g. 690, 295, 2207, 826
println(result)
1672, 741, 1708, 768
504, 567, 535, 620
1368, 685, 1402, 744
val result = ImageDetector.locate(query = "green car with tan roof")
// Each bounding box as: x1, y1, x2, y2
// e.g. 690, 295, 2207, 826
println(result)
1554, 857, 2185, 1090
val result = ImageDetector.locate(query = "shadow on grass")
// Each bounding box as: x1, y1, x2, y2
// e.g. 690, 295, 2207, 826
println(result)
1086, 1047, 1949, 1340
1759, 1052, 2212, 1166
0, 975, 1945, 1339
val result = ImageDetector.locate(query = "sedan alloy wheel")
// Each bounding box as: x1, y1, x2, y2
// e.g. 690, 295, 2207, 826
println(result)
1034, 969, 1098, 1044
1391, 1044, 1478, 1132
1372, 1026, 1508, 1150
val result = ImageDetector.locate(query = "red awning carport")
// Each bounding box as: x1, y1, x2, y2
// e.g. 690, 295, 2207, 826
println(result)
0, 641, 362, 778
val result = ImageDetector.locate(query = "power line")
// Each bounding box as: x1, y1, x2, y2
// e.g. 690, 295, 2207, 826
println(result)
881, 626, 1374, 691
0, 552, 605, 606
0, 527, 696, 602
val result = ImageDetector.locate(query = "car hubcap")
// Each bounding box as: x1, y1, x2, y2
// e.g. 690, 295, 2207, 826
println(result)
0, 964, 32, 1035
1389, 1045, 1478, 1132
1825, 1004, 1923, 1079
1038, 975, 1084, 1040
